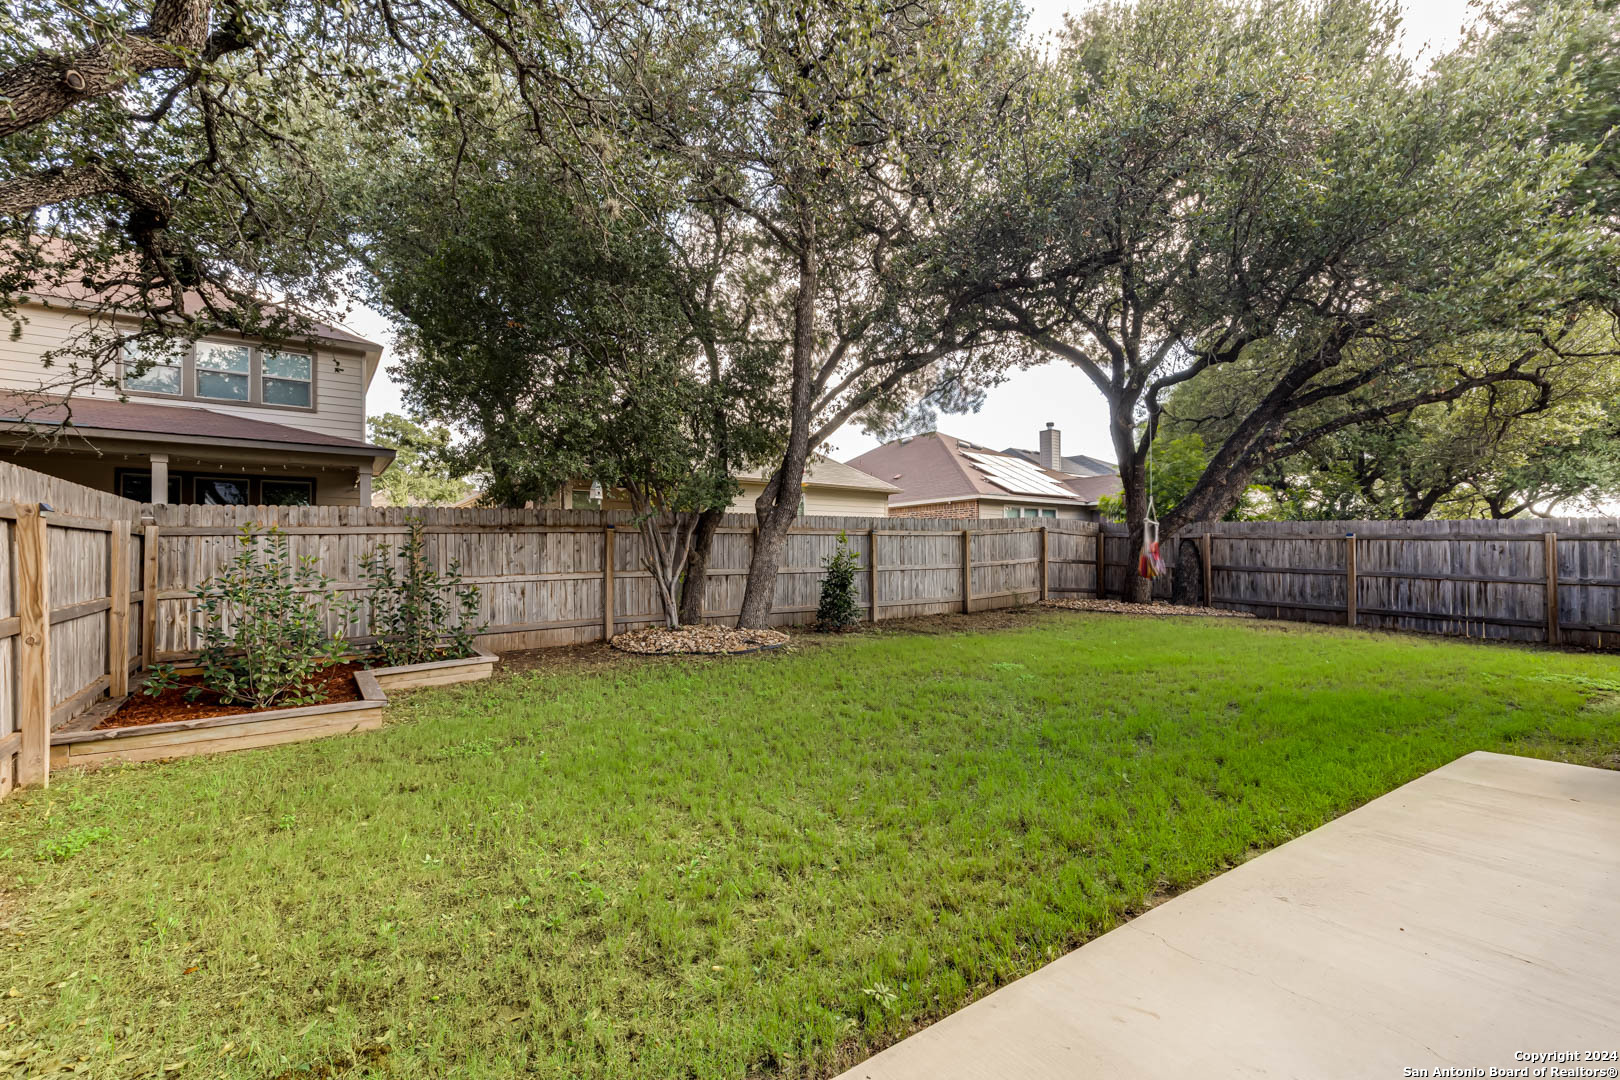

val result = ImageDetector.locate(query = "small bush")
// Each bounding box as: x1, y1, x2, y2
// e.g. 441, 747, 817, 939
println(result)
816, 531, 863, 632
360, 519, 486, 667
144, 525, 356, 709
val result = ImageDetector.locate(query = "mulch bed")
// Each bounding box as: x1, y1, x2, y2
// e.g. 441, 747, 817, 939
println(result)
1042, 598, 1256, 619
94, 662, 367, 730
610, 625, 791, 655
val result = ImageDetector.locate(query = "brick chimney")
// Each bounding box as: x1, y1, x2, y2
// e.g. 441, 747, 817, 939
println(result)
1039, 422, 1062, 471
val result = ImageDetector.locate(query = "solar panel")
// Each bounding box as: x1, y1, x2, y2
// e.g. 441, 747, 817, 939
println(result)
961, 450, 1074, 499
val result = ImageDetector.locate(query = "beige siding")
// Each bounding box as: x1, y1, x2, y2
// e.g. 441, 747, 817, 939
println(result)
0, 303, 372, 442
730, 481, 891, 518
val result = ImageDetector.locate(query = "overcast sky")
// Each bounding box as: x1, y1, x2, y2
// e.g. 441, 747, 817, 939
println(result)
355, 0, 1480, 466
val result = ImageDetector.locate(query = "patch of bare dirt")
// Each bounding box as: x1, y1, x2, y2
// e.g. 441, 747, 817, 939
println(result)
1042, 598, 1256, 619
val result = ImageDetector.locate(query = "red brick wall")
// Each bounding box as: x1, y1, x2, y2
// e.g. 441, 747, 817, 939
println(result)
890, 500, 980, 519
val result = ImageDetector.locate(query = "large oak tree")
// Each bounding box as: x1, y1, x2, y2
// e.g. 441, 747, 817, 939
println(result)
945, 0, 1619, 600
0, 0, 392, 415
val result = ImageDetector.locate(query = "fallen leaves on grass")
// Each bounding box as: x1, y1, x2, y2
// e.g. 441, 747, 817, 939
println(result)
611, 625, 790, 655
1042, 599, 1255, 619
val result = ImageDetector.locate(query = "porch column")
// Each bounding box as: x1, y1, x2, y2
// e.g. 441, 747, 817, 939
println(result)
357, 469, 373, 507
149, 454, 169, 505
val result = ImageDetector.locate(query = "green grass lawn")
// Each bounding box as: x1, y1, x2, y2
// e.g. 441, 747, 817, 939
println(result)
3, 612, 1619, 1079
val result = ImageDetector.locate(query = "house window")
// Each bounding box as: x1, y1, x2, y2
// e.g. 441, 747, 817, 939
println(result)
1003, 506, 1021, 518
195, 475, 251, 505
195, 343, 252, 401
121, 340, 182, 395
571, 489, 601, 510
262, 479, 315, 506
115, 470, 316, 505
121, 339, 317, 409
1042, 508, 1057, 518
263, 351, 313, 407
116, 469, 182, 503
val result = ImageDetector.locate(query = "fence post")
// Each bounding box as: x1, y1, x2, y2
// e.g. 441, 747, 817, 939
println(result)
1038, 526, 1049, 602
1345, 532, 1357, 628
868, 529, 880, 623
108, 520, 130, 697
142, 523, 160, 667
602, 526, 615, 640
1544, 531, 1559, 646
962, 529, 974, 614
14, 502, 49, 788
1199, 531, 1213, 607
1094, 527, 1106, 600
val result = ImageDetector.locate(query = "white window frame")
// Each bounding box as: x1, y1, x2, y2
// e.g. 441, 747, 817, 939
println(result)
120, 338, 318, 412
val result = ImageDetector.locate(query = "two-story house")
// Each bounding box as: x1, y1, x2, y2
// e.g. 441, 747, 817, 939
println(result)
0, 280, 394, 506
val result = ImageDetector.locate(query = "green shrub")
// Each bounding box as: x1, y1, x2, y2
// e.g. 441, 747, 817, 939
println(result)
144, 524, 357, 709
816, 531, 863, 632
360, 518, 486, 666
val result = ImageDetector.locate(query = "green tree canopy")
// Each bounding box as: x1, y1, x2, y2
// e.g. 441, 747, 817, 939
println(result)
367, 413, 474, 507
0, 0, 393, 414
941, 0, 1619, 598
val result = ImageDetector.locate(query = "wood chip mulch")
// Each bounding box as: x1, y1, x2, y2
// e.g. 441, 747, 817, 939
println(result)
93, 662, 367, 729
610, 625, 791, 655
1042, 599, 1256, 619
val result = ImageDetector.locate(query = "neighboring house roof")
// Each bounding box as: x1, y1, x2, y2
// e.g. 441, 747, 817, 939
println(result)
1002, 446, 1119, 477
845, 432, 1102, 507
0, 393, 393, 460
1061, 472, 1124, 502
735, 458, 900, 494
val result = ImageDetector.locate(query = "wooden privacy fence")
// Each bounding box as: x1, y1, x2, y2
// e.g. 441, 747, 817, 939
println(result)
1157, 518, 1620, 649
0, 462, 143, 797
0, 456, 1108, 800
140, 505, 1102, 659
20, 454, 1620, 800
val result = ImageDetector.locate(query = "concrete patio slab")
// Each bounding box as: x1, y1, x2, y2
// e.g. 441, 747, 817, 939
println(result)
835, 751, 1620, 1080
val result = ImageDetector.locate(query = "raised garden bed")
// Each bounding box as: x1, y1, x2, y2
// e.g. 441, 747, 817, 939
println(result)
49, 645, 498, 770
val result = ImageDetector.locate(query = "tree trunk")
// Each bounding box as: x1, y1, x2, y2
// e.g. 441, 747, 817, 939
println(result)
1170, 537, 1204, 606
1111, 413, 1154, 604
1121, 465, 1153, 603
737, 236, 817, 628
677, 507, 724, 626
627, 487, 701, 629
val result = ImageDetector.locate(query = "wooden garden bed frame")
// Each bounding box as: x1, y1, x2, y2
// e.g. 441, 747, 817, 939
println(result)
48, 645, 498, 770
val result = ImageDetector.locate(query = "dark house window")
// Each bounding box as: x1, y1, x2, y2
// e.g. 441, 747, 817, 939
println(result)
195, 476, 251, 505
262, 479, 315, 506
115, 469, 316, 506
116, 469, 182, 504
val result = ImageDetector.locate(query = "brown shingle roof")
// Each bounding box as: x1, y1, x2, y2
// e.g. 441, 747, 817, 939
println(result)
1062, 473, 1123, 501
11, 237, 381, 351
0, 393, 390, 456
845, 432, 1100, 507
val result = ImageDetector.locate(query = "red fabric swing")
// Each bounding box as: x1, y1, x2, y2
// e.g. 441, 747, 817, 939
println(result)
1138, 499, 1166, 580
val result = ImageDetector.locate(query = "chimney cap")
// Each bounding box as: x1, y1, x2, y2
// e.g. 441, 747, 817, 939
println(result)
1046, 421, 1055, 428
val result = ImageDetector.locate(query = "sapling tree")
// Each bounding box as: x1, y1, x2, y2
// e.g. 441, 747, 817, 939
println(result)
144, 524, 357, 708
360, 519, 485, 665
